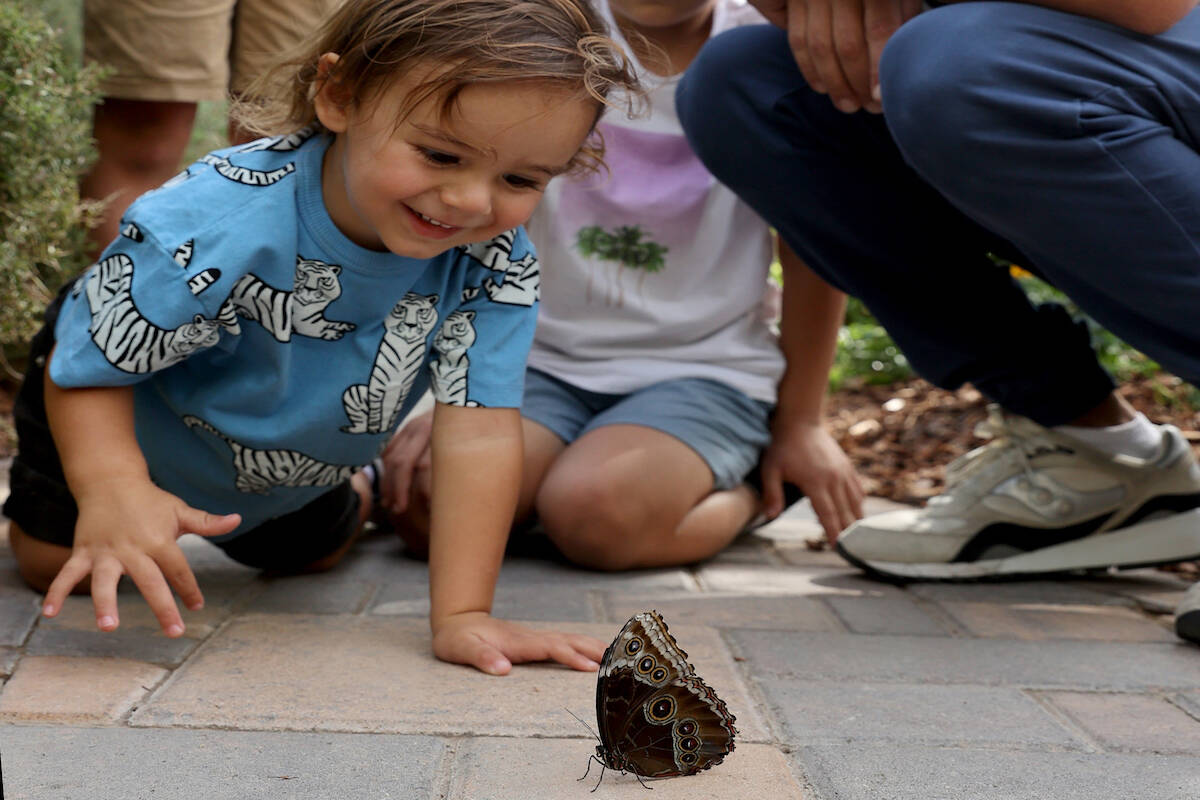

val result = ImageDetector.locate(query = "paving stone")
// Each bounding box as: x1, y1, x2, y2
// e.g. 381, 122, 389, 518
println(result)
1175, 691, 1200, 719
936, 601, 1175, 642
25, 591, 226, 666
696, 563, 912, 599
447, 737, 806, 799
0, 647, 17, 677
703, 533, 779, 566
753, 514, 825, 544
728, 631, 1200, 690
1076, 572, 1193, 615
1, 725, 445, 800
371, 584, 599, 622
907, 580, 1130, 606
0, 555, 42, 646
794, 743, 1200, 800
1040, 691, 1200, 754
759, 680, 1080, 748
248, 570, 382, 614
132, 615, 769, 741
0, 655, 167, 723
495, 556, 695, 592
602, 593, 843, 632
822, 595, 950, 636
774, 543, 850, 569
370, 557, 694, 617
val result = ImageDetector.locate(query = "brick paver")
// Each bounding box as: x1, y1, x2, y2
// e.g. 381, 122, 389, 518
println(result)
0, 494, 1198, 799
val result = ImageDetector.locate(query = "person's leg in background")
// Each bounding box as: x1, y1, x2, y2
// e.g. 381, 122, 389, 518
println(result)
677, 14, 1200, 589
81, 0, 236, 256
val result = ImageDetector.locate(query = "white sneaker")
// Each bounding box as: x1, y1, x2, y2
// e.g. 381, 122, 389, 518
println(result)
836, 406, 1200, 581
1176, 581, 1200, 644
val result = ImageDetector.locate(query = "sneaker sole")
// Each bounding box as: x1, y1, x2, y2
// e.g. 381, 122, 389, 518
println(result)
836, 507, 1200, 582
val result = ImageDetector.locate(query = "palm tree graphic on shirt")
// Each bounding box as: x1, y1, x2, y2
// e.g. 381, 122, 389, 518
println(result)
575, 224, 668, 307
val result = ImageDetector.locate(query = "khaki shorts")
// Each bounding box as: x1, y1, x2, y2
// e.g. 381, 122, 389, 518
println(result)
84, 0, 343, 102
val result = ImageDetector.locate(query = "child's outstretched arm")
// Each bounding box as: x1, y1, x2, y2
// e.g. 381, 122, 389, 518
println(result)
759, 241, 864, 543
40, 348, 241, 636
426, 402, 604, 675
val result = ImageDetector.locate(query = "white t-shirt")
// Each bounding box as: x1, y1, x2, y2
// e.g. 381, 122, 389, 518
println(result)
526, 0, 785, 404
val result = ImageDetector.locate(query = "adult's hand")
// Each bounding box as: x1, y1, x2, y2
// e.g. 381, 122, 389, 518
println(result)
751, 0, 923, 113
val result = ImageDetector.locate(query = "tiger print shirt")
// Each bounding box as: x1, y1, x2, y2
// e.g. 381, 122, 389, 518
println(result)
49, 130, 539, 536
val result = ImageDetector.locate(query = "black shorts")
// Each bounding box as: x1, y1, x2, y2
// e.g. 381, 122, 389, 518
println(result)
2, 286, 359, 572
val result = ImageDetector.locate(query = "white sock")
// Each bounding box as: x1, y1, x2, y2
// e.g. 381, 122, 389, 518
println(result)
1054, 412, 1162, 460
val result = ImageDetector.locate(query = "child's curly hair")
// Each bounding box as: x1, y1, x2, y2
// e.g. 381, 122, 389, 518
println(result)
232, 0, 642, 173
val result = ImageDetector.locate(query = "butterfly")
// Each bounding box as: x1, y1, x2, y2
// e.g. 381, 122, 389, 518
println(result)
584, 610, 737, 787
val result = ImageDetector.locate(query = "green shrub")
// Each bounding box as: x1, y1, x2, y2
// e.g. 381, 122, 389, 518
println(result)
0, 1, 102, 374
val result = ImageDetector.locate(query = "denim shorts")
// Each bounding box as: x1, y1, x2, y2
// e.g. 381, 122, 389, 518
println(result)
2, 286, 359, 572
521, 368, 774, 491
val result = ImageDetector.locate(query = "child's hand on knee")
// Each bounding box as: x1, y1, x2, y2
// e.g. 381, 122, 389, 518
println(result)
380, 410, 434, 515
42, 477, 240, 639
431, 611, 604, 675
762, 420, 864, 543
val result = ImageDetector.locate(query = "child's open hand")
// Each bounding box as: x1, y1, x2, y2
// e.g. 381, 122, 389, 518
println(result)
761, 419, 864, 543
431, 611, 605, 676
42, 476, 240, 638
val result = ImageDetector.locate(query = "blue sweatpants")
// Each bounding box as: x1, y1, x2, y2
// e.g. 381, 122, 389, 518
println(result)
677, 3, 1200, 427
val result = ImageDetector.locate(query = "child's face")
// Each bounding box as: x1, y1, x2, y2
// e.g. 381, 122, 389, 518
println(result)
608, 0, 716, 29
316, 60, 596, 258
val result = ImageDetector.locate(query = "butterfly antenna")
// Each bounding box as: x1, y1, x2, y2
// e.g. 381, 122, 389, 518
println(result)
564, 707, 601, 743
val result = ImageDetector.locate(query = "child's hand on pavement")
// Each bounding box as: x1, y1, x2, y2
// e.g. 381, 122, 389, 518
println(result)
41, 476, 240, 638
760, 419, 864, 543
432, 611, 605, 676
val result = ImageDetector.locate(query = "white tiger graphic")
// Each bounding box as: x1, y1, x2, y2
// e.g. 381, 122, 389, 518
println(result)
83, 253, 237, 374
227, 257, 355, 342
237, 125, 318, 153
173, 239, 194, 268
483, 252, 539, 307
182, 415, 358, 494
199, 152, 296, 186
460, 229, 518, 273
430, 310, 478, 407
342, 292, 439, 434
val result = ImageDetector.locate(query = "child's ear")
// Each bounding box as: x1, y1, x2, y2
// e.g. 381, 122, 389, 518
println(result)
313, 52, 351, 132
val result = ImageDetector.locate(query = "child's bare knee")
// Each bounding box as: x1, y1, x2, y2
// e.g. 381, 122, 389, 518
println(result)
8, 524, 72, 594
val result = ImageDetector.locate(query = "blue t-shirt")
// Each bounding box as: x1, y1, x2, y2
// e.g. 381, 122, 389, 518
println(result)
50, 129, 541, 536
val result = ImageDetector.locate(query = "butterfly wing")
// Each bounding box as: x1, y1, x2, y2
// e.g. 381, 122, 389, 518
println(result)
596, 611, 737, 778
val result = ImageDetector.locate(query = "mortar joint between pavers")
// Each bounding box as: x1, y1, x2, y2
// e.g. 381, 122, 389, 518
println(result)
1165, 691, 1200, 725
906, 593, 972, 637
1023, 688, 1108, 754
717, 627, 789, 747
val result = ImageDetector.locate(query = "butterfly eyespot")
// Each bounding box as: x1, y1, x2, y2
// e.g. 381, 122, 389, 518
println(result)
680, 753, 697, 765
676, 720, 697, 736
624, 638, 643, 656
651, 667, 667, 682
637, 656, 655, 674
679, 736, 699, 751
647, 695, 677, 722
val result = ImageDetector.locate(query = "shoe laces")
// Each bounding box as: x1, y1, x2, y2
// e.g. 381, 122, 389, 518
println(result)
934, 406, 1047, 506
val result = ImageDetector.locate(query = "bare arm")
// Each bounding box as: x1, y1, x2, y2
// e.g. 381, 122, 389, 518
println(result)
426, 403, 604, 674
751, 0, 1197, 115
42, 349, 240, 635
758, 242, 864, 541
